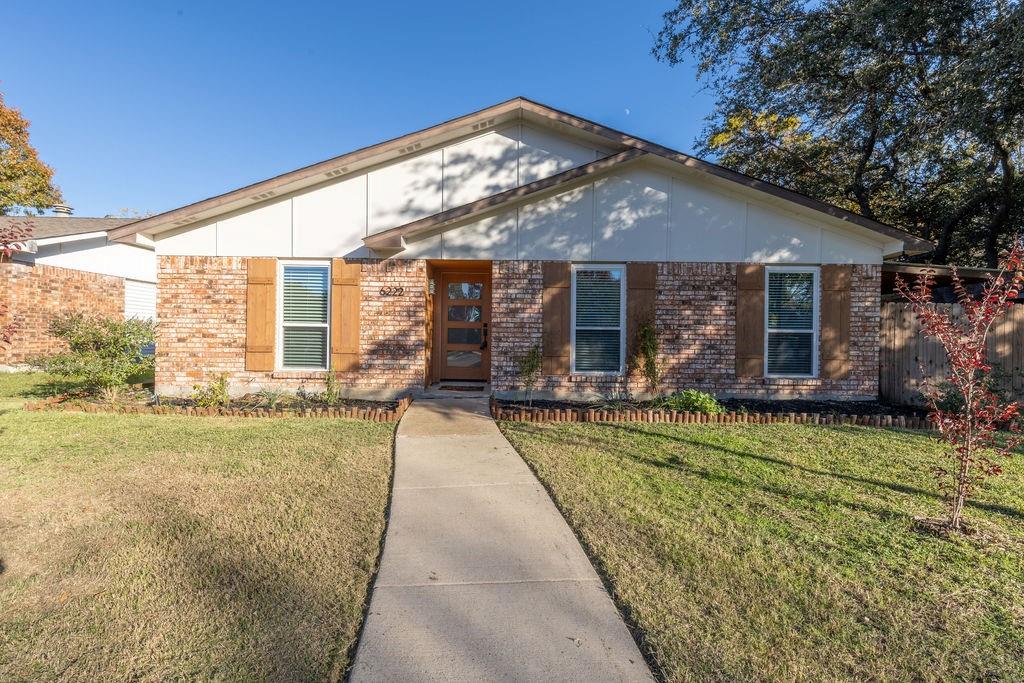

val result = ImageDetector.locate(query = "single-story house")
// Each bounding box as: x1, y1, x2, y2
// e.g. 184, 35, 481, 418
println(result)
1, 215, 156, 368
107, 97, 931, 400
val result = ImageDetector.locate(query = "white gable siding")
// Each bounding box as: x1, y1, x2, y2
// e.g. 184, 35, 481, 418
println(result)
368, 150, 443, 232
518, 126, 603, 183
155, 123, 609, 258
668, 178, 746, 261
593, 168, 670, 261
32, 236, 156, 282
216, 198, 292, 256
153, 123, 887, 264
442, 211, 518, 260
292, 174, 367, 257
518, 186, 594, 260
442, 128, 519, 208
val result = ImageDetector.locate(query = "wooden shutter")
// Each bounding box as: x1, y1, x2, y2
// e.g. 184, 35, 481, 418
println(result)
735, 264, 765, 378
542, 262, 570, 375
820, 265, 852, 379
331, 258, 361, 372
626, 263, 657, 361
245, 258, 276, 372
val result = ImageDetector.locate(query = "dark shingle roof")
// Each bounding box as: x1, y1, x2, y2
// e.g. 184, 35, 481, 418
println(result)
0, 215, 139, 240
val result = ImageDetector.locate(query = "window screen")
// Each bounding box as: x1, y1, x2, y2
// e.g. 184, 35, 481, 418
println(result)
281, 264, 329, 369
573, 266, 624, 373
766, 270, 817, 376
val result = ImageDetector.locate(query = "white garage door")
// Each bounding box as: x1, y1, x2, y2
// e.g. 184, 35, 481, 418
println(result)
124, 279, 156, 321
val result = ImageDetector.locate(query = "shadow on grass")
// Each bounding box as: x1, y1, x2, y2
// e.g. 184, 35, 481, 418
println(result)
16, 378, 90, 399
507, 422, 1024, 523
600, 423, 1024, 523
115, 485, 347, 681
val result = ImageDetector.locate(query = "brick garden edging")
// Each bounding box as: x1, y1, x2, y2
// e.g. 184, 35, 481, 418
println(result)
490, 398, 935, 431
24, 395, 413, 422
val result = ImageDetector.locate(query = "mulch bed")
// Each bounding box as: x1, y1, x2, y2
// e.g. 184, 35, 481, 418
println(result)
492, 398, 935, 431
24, 395, 412, 422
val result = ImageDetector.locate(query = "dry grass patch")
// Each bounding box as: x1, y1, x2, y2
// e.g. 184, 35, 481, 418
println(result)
500, 421, 1024, 682
0, 378, 393, 682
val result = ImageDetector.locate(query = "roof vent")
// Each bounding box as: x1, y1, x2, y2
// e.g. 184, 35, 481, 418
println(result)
51, 203, 73, 216
249, 190, 277, 202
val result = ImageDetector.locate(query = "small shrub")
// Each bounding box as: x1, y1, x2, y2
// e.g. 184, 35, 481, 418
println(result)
630, 323, 661, 393
323, 371, 343, 405
192, 374, 230, 408
256, 388, 288, 410
518, 345, 543, 407
588, 389, 638, 411
656, 389, 725, 415
32, 314, 155, 400
934, 366, 1010, 413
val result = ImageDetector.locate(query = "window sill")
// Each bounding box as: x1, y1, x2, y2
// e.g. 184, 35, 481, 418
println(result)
271, 370, 329, 379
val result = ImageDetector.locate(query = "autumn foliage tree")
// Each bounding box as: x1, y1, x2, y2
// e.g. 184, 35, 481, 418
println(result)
0, 90, 62, 215
897, 241, 1024, 532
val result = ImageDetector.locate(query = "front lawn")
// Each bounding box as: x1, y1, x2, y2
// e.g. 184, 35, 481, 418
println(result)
500, 421, 1024, 681
0, 374, 394, 681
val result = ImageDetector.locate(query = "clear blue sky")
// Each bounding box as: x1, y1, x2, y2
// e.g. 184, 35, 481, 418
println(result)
3, 1, 711, 217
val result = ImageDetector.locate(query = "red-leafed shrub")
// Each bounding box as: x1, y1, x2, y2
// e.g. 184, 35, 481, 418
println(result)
896, 241, 1024, 532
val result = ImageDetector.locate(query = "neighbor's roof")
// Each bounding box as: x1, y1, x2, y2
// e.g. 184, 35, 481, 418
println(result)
1, 215, 139, 240
107, 97, 934, 254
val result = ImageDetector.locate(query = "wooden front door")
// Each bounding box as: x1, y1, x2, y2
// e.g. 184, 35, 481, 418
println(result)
438, 270, 491, 381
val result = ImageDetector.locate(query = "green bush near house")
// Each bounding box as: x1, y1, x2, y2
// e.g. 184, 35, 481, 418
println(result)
31, 313, 155, 401
655, 389, 724, 414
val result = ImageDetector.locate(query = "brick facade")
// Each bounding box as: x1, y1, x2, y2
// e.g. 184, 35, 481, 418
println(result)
0, 261, 124, 367
491, 261, 881, 400
155, 256, 880, 401
155, 256, 426, 397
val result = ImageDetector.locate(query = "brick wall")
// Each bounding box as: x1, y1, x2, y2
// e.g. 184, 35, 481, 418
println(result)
0, 261, 124, 367
491, 261, 881, 400
155, 256, 425, 397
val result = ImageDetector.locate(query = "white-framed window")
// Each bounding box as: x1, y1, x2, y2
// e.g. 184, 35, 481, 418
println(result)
765, 266, 819, 377
571, 264, 626, 375
278, 260, 331, 370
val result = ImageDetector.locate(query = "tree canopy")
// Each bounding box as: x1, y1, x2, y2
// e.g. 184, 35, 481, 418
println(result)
0, 91, 62, 216
654, 0, 1023, 267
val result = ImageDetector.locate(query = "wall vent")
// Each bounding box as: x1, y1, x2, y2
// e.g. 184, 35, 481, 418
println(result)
398, 142, 423, 155
250, 190, 277, 201
324, 166, 349, 178
472, 118, 497, 132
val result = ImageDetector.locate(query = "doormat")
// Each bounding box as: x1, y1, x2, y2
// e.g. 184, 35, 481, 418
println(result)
438, 385, 486, 392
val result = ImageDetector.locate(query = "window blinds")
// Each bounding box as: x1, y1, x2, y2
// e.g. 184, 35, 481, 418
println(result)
573, 267, 624, 373
766, 270, 816, 375
282, 265, 329, 368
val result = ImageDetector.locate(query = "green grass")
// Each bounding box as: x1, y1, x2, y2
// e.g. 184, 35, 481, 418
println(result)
500, 421, 1024, 682
0, 371, 87, 409
0, 374, 394, 681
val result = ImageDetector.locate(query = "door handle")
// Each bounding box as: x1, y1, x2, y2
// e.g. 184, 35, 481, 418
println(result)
480, 322, 488, 350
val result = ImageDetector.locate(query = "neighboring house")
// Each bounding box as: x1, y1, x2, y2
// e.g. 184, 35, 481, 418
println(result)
0, 216, 156, 368
107, 97, 931, 400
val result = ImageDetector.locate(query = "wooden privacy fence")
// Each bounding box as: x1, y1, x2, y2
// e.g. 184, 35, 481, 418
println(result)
880, 302, 1024, 406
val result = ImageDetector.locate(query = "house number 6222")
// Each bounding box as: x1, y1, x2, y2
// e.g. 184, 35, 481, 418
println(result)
379, 286, 404, 296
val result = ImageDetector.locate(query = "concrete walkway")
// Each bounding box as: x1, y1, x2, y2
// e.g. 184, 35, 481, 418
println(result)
350, 398, 653, 682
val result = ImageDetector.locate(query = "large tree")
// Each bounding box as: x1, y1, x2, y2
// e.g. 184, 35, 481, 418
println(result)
654, 0, 1023, 267
0, 91, 62, 215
